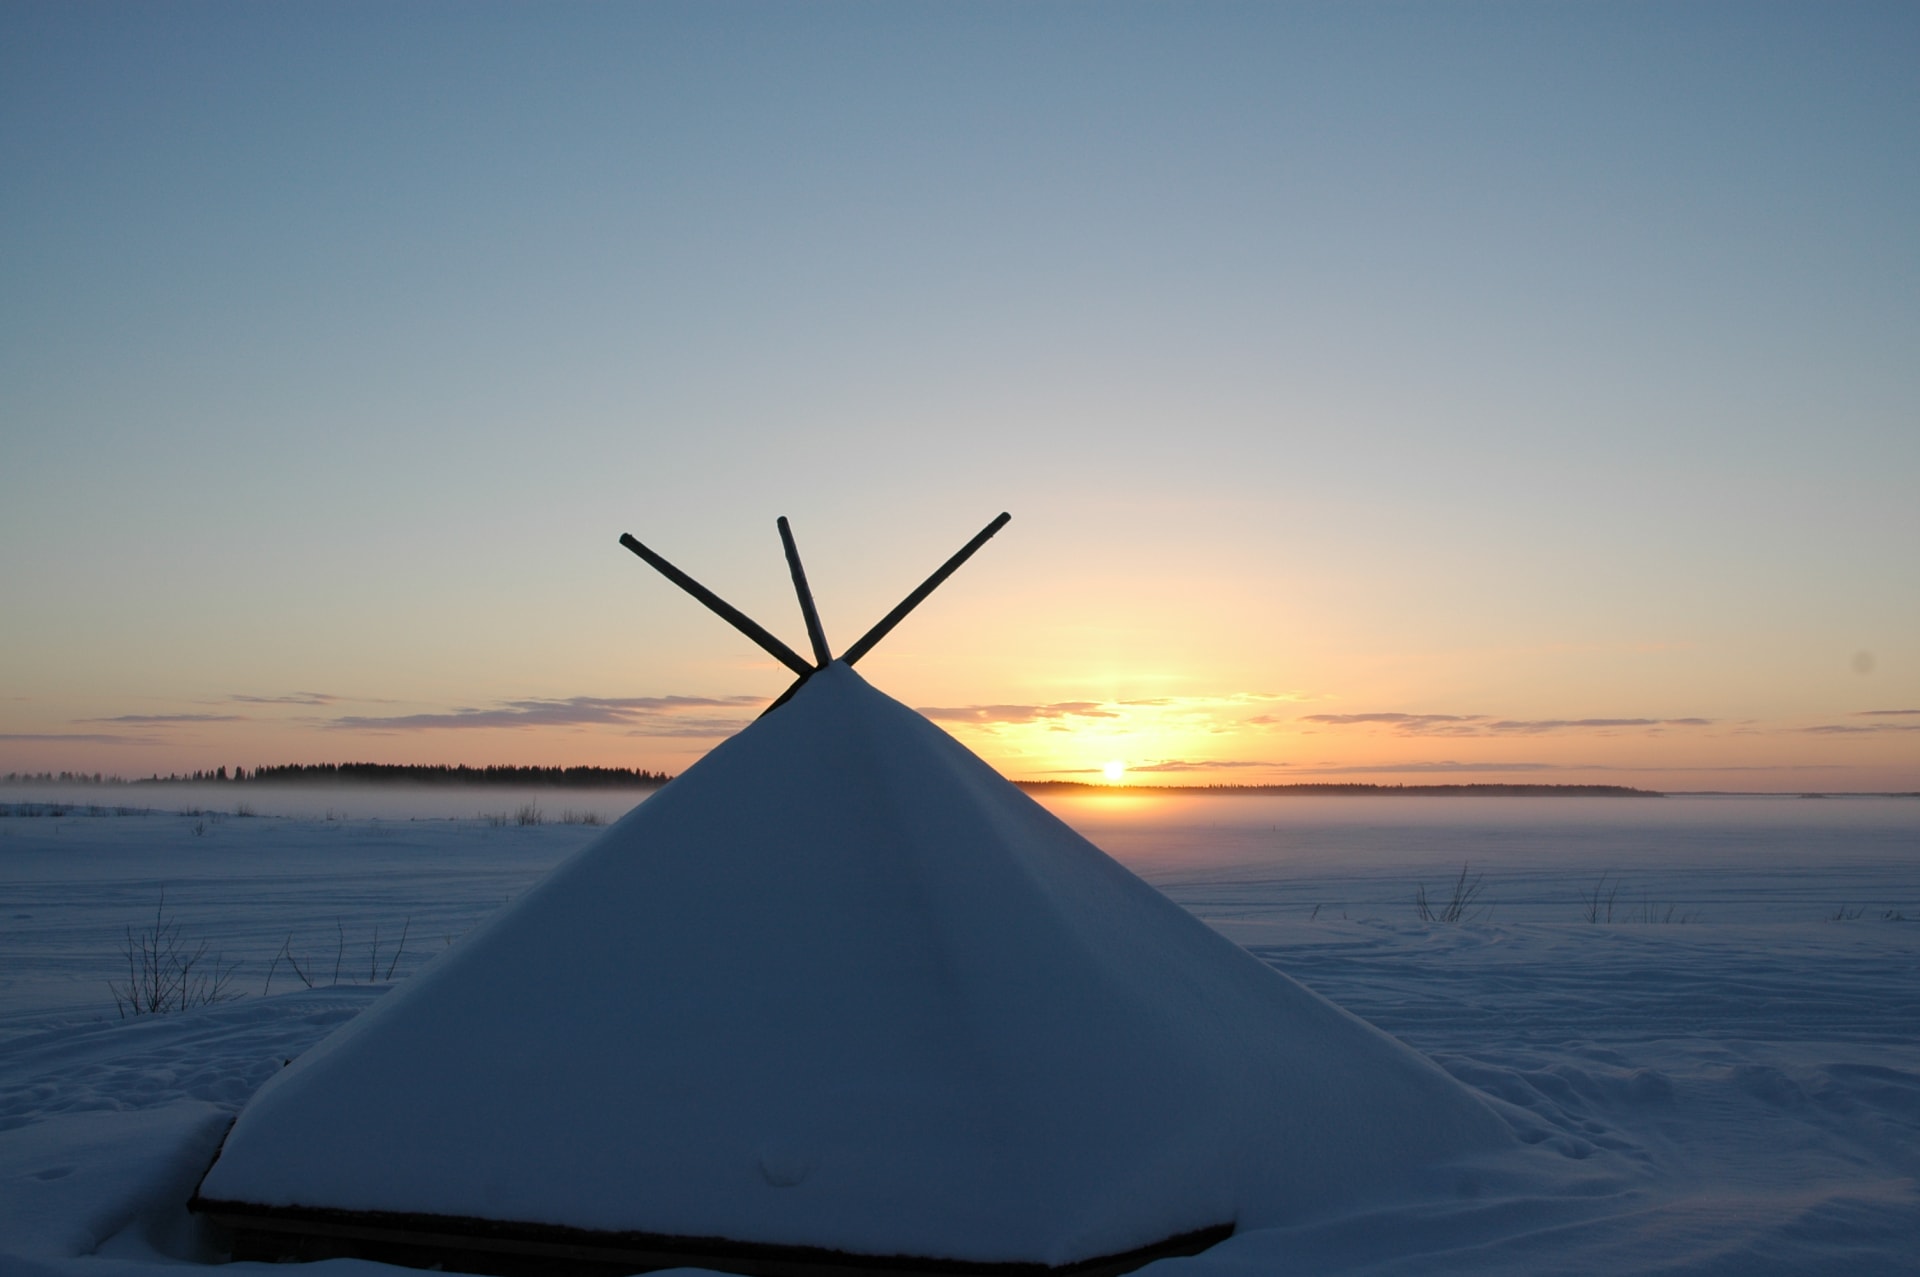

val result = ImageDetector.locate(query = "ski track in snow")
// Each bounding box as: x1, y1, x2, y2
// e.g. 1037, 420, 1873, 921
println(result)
2, 799, 1916, 1276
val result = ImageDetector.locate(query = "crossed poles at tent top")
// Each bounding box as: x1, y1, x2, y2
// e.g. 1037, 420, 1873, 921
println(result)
619, 513, 1011, 712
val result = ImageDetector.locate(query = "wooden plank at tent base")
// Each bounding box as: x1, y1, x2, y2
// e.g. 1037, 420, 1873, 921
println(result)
193, 1199, 1232, 1277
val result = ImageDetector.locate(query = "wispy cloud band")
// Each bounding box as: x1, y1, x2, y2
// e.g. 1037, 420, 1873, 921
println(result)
1801, 722, 1920, 735
920, 692, 1292, 730
82, 714, 247, 725
1049, 758, 1275, 774
918, 702, 1118, 725
229, 692, 343, 707
326, 695, 763, 737
1300, 712, 1714, 736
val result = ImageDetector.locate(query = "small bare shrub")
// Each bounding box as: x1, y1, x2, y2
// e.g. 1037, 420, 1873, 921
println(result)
1581, 873, 1621, 923
264, 934, 314, 994
108, 893, 241, 1017
368, 916, 410, 982
263, 916, 414, 995
1416, 863, 1486, 924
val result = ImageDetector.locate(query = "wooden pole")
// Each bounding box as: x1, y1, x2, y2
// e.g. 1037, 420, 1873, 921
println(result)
840, 512, 1011, 668
757, 673, 809, 718
617, 534, 814, 678
776, 516, 833, 668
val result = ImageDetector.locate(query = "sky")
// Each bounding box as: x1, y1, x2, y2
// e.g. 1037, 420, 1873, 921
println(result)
2, 1, 1916, 791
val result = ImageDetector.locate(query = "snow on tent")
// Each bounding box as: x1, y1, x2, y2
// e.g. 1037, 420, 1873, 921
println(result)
191, 514, 1514, 1277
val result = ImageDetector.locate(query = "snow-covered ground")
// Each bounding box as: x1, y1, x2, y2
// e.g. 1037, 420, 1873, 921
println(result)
3, 793, 1916, 1275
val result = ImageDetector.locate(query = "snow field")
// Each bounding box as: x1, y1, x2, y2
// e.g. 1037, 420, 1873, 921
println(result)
2, 792, 1916, 1275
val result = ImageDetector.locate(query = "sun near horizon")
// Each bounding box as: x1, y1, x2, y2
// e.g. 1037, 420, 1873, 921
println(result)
0, 5, 1914, 797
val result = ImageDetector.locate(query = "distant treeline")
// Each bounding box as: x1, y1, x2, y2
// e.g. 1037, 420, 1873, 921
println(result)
129, 763, 675, 788
1015, 781, 1663, 797
3, 771, 120, 785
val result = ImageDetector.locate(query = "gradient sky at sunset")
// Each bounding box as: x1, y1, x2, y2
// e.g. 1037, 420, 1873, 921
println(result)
3, 2, 1916, 790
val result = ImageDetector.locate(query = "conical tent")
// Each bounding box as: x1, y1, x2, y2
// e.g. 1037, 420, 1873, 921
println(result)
192, 518, 1513, 1276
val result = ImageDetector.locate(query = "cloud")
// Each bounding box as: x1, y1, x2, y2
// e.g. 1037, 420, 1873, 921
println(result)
1292, 760, 1566, 775
924, 693, 1296, 732
1299, 712, 1713, 736
1801, 722, 1920, 735
621, 718, 765, 739
1854, 709, 1920, 717
230, 693, 343, 706
1483, 717, 1713, 734
0, 732, 158, 745
81, 714, 247, 725
1302, 713, 1484, 727
916, 702, 1120, 725
1300, 712, 1488, 736
1049, 759, 1276, 774
326, 695, 763, 736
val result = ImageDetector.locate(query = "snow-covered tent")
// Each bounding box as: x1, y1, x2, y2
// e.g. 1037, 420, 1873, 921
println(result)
192, 517, 1513, 1277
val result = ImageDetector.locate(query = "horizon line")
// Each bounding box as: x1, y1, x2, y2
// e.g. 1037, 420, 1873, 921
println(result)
6, 768, 1917, 800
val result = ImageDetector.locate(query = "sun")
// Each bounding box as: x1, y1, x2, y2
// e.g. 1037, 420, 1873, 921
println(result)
1102, 759, 1127, 783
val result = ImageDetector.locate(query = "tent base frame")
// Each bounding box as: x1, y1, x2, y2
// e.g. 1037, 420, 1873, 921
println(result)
191, 1198, 1233, 1277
